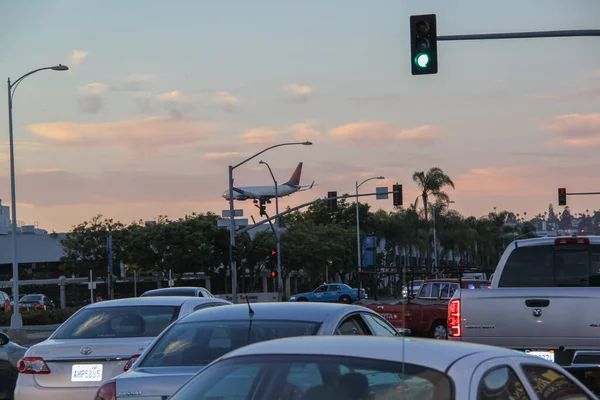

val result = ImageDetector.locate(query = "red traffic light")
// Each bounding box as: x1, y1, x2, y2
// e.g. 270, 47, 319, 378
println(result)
270, 271, 277, 278
271, 250, 276, 256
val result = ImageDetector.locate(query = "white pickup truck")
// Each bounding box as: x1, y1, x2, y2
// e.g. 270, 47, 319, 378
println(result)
449, 236, 600, 372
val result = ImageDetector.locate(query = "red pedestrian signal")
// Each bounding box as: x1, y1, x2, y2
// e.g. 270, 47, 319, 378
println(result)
270, 270, 277, 278
271, 250, 276, 256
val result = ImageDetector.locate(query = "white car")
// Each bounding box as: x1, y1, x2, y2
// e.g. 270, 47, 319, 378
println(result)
168, 335, 597, 400
14, 296, 231, 400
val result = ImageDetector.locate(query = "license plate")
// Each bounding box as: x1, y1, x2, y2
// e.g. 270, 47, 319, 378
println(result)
71, 364, 103, 382
525, 350, 555, 362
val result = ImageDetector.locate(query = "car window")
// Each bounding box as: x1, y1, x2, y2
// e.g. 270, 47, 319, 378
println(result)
329, 285, 341, 291
420, 283, 440, 298
419, 283, 432, 297
140, 320, 322, 367
170, 355, 453, 400
200, 288, 213, 298
314, 286, 328, 293
477, 365, 530, 400
52, 305, 180, 339
361, 314, 398, 336
439, 283, 458, 298
522, 365, 592, 399
21, 295, 42, 302
498, 245, 600, 287
337, 315, 367, 335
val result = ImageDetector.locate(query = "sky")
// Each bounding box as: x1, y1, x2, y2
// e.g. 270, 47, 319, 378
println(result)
0, 0, 599, 232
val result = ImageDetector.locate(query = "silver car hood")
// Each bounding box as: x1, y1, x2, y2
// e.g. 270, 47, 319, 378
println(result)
115, 366, 204, 399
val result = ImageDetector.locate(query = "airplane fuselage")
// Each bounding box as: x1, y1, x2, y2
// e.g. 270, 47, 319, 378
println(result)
222, 184, 299, 201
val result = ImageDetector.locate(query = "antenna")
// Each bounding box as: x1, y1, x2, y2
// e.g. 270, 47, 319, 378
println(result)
246, 295, 255, 315
246, 295, 254, 345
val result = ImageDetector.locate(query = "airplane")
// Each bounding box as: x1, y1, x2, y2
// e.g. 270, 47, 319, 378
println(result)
222, 162, 315, 202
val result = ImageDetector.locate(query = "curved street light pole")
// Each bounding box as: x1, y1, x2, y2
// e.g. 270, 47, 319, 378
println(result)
258, 160, 283, 296
355, 176, 384, 295
7, 64, 69, 329
228, 141, 311, 303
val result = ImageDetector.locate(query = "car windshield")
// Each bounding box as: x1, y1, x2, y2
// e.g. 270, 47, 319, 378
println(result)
142, 289, 196, 297
20, 295, 42, 302
52, 305, 180, 339
140, 320, 322, 368
170, 354, 453, 400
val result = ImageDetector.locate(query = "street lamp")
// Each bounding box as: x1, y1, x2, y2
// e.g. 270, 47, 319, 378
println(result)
227, 141, 312, 303
356, 176, 384, 293
258, 160, 283, 296
432, 200, 455, 272
7, 64, 69, 329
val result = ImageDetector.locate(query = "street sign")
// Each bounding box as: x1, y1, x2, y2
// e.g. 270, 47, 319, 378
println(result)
376, 187, 389, 200
217, 218, 249, 228
222, 209, 244, 218
87, 282, 97, 290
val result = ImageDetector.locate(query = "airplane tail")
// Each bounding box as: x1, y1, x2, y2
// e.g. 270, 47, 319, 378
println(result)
286, 162, 303, 187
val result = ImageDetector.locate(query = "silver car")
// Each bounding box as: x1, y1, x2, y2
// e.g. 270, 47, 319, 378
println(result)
168, 335, 598, 400
95, 302, 402, 399
14, 296, 231, 400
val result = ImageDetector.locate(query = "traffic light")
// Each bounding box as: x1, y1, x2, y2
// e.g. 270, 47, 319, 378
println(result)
558, 188, 567, 206
259, 201, 266, 216
270, 270, 277, 278
327, 191, 338, 212
393, 184, 403, 206
410, 14, 438, 75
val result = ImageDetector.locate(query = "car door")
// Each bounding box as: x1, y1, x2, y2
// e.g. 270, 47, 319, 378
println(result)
328, 285, 341, 302
312, 285, 328, 301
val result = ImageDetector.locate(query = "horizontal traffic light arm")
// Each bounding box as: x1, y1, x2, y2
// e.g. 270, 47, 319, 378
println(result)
235, 190, 399, 236
564, 191, 600, 196
438, 29, 600, 42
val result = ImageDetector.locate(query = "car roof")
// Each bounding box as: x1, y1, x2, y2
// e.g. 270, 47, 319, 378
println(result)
424, 279, 488, 283
516, 235, 600, 247
142, 287, 205, 294
83, 296, 225, 309
177, 302, 368, 323
220, 336, 521, 372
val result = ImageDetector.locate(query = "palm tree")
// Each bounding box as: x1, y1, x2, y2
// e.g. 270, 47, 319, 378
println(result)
412, 167, 455, 268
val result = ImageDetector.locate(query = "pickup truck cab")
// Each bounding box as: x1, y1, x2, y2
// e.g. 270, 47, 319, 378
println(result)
449, 236, 600, 372
364, 278, 489, 339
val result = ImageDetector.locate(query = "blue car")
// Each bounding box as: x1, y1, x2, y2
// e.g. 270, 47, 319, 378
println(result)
288, 283, 367, 303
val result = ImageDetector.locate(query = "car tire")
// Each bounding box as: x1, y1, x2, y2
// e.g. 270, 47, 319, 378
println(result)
339, 295, 351, 304
430, 321, 448, 340
297, 297, 308, 302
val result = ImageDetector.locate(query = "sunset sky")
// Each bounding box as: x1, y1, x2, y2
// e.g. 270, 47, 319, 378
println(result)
1, 0, 599, 232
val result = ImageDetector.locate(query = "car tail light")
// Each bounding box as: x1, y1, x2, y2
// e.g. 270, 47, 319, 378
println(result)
359, 289, 365, 295
95, 381, 116, 400
17, 357, 50, 374
555, 237, 590, 246
448, 299, 461, 337
123, 354, 141, 372
35, 303, 41, 307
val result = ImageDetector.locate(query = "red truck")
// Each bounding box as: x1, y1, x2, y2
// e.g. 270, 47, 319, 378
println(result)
363, 278, 489, 340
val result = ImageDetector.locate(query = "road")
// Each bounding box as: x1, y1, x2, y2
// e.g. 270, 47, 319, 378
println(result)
1, 325, 59, 348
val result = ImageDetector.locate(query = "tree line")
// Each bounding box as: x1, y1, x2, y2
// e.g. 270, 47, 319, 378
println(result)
59, 167, 600, 293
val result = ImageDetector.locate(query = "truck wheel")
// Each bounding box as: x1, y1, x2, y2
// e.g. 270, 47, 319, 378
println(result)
430, 322, 448, 340
339, 295, 351, 304
297, 297, 308, 302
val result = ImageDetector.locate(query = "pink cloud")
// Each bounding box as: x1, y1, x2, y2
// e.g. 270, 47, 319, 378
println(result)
543, 113, 600, 146
329, 121, 442, 146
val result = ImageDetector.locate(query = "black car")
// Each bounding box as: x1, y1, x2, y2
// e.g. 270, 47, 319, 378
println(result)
0, 332, 26, 399
140, 286, 214, 298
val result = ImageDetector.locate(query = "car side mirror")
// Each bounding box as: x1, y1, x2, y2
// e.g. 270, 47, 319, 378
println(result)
0, 332, 9, 346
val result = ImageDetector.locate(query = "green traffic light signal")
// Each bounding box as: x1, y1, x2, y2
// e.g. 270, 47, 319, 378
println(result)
415, 53, 430, 68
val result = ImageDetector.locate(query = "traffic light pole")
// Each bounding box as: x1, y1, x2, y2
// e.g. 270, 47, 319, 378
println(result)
437, 29, 600, 42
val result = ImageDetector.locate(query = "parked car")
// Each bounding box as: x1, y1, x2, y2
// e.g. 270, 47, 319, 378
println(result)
364, 278, 490, 339
0, 291, 9, 311
17, 294, 55, 311
140, 286, 214, 298
14, 296, 231, 400
288, 283, 367, 303
168, 335, 598, 400
0, 332, 27, 400
449, 236, 600, 373
94, 302, 403, 400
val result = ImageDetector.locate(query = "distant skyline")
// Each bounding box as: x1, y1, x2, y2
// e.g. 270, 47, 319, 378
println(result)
0, 0, 599, 232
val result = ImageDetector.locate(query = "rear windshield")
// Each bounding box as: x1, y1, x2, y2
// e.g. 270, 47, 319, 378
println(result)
170, 354, 453, 400
140, 320, 322, 368
498, 244, 600, 287
52, 305, 180, 339
141, 289, 198, 297
21, 295, 42, 302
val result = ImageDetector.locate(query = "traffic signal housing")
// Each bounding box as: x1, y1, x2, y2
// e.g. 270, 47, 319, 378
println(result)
410, 14, 438, 75
558, 188, 567, 206
259, 201, 266, 216
270, 270, 277, 278
327, 191, 338, 213
393, 184, 403, 206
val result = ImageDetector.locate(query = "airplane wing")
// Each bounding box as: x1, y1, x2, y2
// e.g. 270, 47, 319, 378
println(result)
296, 181, 316, 192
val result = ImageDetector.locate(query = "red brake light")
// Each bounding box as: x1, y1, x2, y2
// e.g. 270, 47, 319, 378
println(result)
17, 357, 50, 374
95, 381, 116, 400
448, 299, 461, 337
554, 237, 590, 246
35, 303, 41, 307
123, 354, 141, 372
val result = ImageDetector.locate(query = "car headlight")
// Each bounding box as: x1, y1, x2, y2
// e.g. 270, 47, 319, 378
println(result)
289, 296, 296, 300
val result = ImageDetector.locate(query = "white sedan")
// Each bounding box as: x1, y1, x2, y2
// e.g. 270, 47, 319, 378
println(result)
168, 335, 597, 400
14, 296, 230, 400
